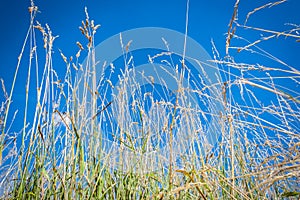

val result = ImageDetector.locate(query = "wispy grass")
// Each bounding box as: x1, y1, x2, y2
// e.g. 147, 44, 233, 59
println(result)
0, 0, 299, 199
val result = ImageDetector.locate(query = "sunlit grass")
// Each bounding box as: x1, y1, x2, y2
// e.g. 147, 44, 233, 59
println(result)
0, 0, 299, 199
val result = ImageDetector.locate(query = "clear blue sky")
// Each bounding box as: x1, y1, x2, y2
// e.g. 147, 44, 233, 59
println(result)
0, 0, 299, 131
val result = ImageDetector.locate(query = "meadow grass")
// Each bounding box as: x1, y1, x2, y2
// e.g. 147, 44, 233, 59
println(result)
0, 0, 299, 199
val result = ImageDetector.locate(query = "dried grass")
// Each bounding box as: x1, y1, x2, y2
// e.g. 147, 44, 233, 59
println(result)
0, 0, 299, 199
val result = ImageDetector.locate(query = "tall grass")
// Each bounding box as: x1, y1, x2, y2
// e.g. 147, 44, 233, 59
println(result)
0, 0, 299, 199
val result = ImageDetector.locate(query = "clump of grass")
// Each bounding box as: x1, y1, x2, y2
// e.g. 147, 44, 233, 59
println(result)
0, 0, 299, 199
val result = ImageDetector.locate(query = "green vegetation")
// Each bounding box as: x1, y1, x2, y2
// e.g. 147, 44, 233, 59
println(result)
0, 0, 299, 199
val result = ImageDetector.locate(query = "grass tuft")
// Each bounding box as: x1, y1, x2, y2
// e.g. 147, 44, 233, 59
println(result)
0, 0, 299, 199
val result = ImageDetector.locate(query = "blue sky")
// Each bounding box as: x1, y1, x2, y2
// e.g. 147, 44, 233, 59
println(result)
0, 0, 299, 136
1, 0, 299, 85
